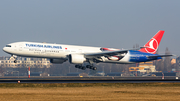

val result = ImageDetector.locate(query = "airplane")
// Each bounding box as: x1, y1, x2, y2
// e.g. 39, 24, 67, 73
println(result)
3, 30, 172, 70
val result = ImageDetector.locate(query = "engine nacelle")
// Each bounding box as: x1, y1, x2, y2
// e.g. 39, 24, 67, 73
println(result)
69, 54, 86, 64
50, 59, 66, 64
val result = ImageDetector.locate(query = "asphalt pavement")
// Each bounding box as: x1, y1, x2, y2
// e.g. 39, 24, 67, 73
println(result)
0, 76, 179, 83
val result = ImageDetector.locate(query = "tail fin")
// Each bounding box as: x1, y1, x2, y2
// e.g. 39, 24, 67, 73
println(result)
139, 30, 164, 54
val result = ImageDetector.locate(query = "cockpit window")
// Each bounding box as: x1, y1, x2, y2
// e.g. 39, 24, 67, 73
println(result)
6, 45, 11, 47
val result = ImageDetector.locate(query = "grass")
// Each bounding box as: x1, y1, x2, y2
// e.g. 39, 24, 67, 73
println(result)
0, 83, 180, 101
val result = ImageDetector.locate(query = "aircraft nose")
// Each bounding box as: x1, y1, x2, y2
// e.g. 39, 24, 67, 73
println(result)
3, 47, 6, 52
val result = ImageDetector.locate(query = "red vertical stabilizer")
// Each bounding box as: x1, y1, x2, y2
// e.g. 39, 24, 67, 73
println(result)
139, 30, 164, 54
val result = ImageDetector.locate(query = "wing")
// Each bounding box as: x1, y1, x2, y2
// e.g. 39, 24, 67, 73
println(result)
84, 47, 146, 58
84, 49, 129, 58
84, 47, 147, 63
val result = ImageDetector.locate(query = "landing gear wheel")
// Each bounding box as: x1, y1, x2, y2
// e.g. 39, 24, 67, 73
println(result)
92, 67, 97, 70
14, 60, 17, 63
82, 66, 86, 70
90, 66, 93, 69
79, 66, 83, 69
86, 65, 91, 68
75, 65, 79, 68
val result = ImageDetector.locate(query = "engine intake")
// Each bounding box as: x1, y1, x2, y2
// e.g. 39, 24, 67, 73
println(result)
69, 54, 86, 64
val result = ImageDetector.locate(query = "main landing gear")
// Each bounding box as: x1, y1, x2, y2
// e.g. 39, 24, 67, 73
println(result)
75, 65, 97, 70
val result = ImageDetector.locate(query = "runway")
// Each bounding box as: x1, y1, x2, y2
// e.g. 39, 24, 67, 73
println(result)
0, 76, 180, 83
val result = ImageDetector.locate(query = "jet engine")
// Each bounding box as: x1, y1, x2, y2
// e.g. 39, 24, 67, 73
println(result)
69, 54, 86, 64
50, 59, 67, 64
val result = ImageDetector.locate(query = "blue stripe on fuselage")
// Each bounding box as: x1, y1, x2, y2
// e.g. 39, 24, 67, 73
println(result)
129, 50, 162, 62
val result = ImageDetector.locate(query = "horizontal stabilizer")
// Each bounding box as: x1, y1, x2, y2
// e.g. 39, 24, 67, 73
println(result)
147, 55, 173, 58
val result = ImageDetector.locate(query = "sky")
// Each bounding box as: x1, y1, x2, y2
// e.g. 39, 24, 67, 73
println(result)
0, 0, 180, 56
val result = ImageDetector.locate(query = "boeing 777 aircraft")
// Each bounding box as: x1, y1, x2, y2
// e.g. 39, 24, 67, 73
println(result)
3, 30, 172, 70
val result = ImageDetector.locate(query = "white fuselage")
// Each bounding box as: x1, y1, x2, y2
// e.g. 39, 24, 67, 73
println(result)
3, 42, 131, 64
3, 31, 167, 67
3, 42, 101, 58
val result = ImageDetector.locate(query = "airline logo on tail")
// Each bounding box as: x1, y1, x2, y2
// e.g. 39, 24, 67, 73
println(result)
139, 30, 164, 54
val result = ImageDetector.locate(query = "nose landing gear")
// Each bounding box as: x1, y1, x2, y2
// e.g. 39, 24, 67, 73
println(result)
10, 55, 17, 63
14, 60, 17, 63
